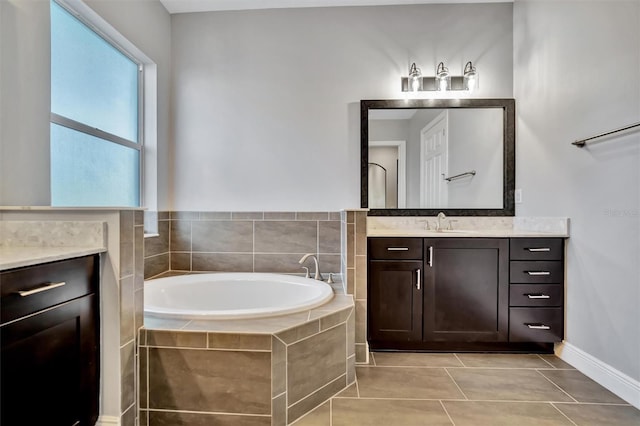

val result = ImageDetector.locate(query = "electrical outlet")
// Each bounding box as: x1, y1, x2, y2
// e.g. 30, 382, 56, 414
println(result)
515, 188, 522, 204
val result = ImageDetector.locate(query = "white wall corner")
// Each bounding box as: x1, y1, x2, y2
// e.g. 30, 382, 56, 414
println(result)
556, 342, 640, 409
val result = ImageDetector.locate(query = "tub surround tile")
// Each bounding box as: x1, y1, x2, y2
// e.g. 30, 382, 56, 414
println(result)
144, 253, 169, 279
147, 411, 271, 426
207, 333, 272, 350
354, 300, 366, 343
355, 256, 367, 299
264, 212, 297, 220
139, 347, 148, 409
292, 401, 331, 425
144, 220, 169, 257
148, 348, 271, 413
121, 341, 136, 411
296, 212, 330, 221
192, 220, 254, 253
169, 220, 191, 252
120, 275, 135, 346
335, 383, 358, 398
170, 252, 191, 271
199, 211, 232, 220
192, 252, 253, 272
329, 212, 341, 221
346, 355, 356, 384
170, 211, 199, 220
120, 240, 134, 278
318, 254, 341, 276
254, 253, 309, 273
347, 311, 355, 357
288, 324, 347, 404
317, 307, 352, 330
146, 330, 207, 348
276, 320, 321, 344
288, 375, 347, 424
156, 211, 170, 220
319, 221, 341, 254
139, 409, 147, 426
255, 221, 318, 253
120, 211, 134, 243
121, 402, 136, 426
272, 337, 287, 396
232, 212, 264, 220
272, 392, 287, 426
355, 344, 368, 363
134, 289, 144, 342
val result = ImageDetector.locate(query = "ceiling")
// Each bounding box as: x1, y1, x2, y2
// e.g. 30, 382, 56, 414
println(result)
159, 0, 512, 14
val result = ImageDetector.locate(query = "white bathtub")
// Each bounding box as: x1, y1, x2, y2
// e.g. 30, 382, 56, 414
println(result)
144, 273, 334, 320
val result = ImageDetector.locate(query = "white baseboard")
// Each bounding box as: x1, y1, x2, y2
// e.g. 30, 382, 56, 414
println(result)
556, 341, 640, 409
95, 415, 119, 426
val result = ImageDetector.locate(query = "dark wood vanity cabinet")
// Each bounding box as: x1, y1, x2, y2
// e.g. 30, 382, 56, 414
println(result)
422, 238, 509, 343
368, 238, 423, 343
368, 237, 565, 351
1, 255, 100, 426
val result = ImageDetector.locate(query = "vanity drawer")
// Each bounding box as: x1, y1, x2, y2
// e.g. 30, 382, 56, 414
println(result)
1, 255, 98, 325
510, 238, 563, 261
509, 284, 563, 307
369, 238, 423, 260
509, 307, 563, 342
510, 261, 564, 284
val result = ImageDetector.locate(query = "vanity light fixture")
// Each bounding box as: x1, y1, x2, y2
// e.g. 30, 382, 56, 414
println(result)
409, 63, 423, 92
401, 61, 479, 92
435, 62, 450, 91
463, 61, 478, 92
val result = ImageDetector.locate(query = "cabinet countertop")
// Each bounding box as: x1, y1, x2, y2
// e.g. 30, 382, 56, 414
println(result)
367, 230, 569, 238
0, 246, 106, 271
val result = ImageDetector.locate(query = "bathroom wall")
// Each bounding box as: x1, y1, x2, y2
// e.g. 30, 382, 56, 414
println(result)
0, 0, 172, 210
171, 3, 513, 211
144, 211, 342, 279
514, 0, 640, 398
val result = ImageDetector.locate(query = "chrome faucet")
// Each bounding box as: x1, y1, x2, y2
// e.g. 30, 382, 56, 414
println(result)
435, 212, 447, 231
298, 253, 324, 281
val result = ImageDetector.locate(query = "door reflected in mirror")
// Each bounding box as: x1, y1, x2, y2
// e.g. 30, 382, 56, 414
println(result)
369, 108, 503, 209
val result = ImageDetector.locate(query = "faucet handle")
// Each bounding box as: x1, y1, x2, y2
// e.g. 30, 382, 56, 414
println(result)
302, 266, 310, 279
327, 273, 335, 284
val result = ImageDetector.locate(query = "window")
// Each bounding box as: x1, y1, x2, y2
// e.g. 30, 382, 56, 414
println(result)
50, 0, 142, 206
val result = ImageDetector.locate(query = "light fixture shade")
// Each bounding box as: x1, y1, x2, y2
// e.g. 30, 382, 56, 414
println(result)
436, 62, 450, 91
463, 61, 478, 91
409, 62, 422, 92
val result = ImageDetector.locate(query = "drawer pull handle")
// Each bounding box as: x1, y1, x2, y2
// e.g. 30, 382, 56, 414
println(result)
526, 324, 551, 330
526, 271, 551, 276
526, 294, 551, 299
387, 247, 409, 251
428, 246, 434, 267
527, 248, 551, 252
17, 281, 66, 297
416, 269, 421, 290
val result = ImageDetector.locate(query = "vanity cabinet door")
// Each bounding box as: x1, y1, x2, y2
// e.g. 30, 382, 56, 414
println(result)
422, 238, 509, 342
368, 260, 423, 343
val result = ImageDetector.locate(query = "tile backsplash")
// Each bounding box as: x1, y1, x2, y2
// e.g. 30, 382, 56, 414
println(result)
144, 211, 341, 279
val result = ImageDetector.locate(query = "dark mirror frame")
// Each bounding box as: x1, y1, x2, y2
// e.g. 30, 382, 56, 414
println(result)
361, 98, 515, 216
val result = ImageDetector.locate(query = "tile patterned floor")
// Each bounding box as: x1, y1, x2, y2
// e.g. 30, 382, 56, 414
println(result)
292, 353, 640, 426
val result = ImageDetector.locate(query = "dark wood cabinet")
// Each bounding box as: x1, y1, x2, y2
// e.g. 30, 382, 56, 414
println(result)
368, 236, 565, 352
422, 238, 509, 343
1, 255, 99, 426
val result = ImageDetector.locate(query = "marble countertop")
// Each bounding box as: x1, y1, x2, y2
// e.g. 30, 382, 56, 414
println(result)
0, 246, 106, 271
367, 229, 569, 238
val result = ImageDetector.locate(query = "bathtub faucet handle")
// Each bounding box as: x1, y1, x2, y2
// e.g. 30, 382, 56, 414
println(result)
302, 266, 310, 279
298, 253, 324, 281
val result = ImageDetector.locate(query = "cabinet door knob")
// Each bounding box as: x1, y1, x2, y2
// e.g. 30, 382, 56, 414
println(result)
526, 271, 551, 276
16, 281, 66, 297
416, 269, 421, 290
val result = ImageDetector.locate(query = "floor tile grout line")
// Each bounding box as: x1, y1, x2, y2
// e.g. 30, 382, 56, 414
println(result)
323, 396, 601, 404
329, 397, 333, 426
535, 369, 580, 403
355, 378, 361, 398
439, 400, 457, 426
356, 364, 569, 370
453, 353, 467, 368
537, 353, 558, 369
549, 402, 579, 426
444, 368, 469, 400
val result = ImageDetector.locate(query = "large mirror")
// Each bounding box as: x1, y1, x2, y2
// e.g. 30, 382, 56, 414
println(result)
361, 98, 515, 216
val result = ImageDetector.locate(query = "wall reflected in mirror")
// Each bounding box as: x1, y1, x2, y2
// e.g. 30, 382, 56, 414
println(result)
368, 108, 503, 209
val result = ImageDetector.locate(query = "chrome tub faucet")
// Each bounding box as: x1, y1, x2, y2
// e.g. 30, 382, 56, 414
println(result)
298, 253, 324, 281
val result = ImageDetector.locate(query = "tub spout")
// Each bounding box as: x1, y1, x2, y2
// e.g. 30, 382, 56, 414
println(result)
298, 253, 324, 281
